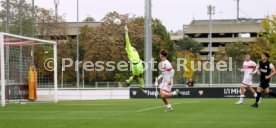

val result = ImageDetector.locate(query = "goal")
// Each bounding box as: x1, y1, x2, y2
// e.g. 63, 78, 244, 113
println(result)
0, 32, 58, 107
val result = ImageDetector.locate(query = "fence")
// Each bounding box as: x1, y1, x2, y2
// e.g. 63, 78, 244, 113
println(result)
58, 61, 276, 88
59, 82, 123, 88
174, 61, 275, 85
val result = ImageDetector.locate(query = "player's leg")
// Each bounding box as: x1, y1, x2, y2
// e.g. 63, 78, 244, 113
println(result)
160, 85, 178, 109
236, 85, 245, 104
164, 90, 181, 97
137, 62, 144, 89
125, 75, 138, 86
125, 75, 134, 86
248, 86, 259, 103
160, 91, 168, 105
164, 84, 181, 97
160, 89, 172, 111
125, 63, 138, 86
237, 78, 257, 104
248, 86, 257, 97
256, 86, 263, 102
246, 77, 257, 96
138, 74, 144, 89
264, 87, 276, 97
251, 86, 263, 108
237, 78, 251, 104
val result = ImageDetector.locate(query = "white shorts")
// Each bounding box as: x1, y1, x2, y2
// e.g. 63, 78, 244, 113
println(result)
159, 83, 172, 93
242, 77, 252, 87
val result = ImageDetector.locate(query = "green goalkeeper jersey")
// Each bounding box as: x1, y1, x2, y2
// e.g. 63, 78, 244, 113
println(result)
125, 32, 140, 63
125, 32, 144, 75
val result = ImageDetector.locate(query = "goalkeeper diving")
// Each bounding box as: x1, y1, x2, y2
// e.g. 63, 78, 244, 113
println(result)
123, 25, 144, 90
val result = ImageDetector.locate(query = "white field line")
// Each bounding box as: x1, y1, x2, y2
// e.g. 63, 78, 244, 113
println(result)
136, 101, 200, 112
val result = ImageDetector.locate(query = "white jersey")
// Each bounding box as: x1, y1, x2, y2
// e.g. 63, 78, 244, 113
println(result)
158, 60, 174, 91
241, 60, 256, 86
241, 60, 257, 79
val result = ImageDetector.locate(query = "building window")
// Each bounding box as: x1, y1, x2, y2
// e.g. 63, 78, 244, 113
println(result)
202, 43, 209, 47
250, 33, 258, 37
200, 52, 209, 56
212, 43, 220, 47
212, 33, 233, 38
186, 33, 208, 38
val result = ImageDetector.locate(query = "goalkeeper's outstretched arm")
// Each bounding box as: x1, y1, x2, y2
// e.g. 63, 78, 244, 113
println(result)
125, 26, 132, 53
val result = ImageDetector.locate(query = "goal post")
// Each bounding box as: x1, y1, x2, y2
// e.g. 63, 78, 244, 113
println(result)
0, 32, 58, 107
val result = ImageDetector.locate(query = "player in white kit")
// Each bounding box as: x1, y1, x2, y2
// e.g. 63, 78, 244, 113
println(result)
236, 54, 257, 104
156, 50, 181, 111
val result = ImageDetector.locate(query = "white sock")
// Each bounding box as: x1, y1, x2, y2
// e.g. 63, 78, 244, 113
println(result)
239, 95, 244, 102
172, 91, 177, 95
254, 93, 257, 97
167, 104, 172, 108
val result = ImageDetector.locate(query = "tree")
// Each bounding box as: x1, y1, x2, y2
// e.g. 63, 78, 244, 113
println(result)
0, 0, 33, 35
83, 16, 96, 22
0, 0, 67, 38
1, 0, 68, 84
152, 19, 175, 61
35, 7, 67, 39
57, 39, 78, 84
214, 47, 227, 61
248, 38, 269, 62
80, 12, 172, 82
175, 37, 203, 54
225, 42, 249, 63
262, 14, 276, 63
262, 15, 276, 44
214, 39, 269, 66
174, 37, 203, 83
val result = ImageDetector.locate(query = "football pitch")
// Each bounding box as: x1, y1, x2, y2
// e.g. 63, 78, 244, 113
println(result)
0, 98, 276, 128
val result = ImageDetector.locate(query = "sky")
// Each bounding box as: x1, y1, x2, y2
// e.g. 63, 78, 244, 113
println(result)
26, 0, 276, 31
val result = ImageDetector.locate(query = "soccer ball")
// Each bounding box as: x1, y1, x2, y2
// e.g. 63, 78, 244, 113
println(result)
113, 18, 121, 25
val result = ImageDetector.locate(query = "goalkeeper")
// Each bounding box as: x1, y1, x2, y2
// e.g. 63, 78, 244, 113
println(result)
124, 25, 144, 89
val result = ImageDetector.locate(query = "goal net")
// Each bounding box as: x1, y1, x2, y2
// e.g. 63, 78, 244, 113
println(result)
0, 33, 58, 107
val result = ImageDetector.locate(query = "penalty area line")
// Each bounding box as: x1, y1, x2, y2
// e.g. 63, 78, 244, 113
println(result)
136, 101, 200, 112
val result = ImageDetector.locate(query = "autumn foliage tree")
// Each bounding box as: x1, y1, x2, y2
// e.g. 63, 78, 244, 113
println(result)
0, 0, 68, 83
79, 12, 172, 83
0, 0, 67, 37
262, 14, 276, 63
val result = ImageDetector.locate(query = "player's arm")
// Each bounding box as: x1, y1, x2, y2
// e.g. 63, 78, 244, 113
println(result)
168, 69, 175, 85
156, 62, 165, 82
265, 64, 276, 79
250, 62, 258, 75
125, 26, 132, 53
251, 64, 260, 75
240, 68, 244, 72
155, 75, 163, 86
157, 74, 163, 81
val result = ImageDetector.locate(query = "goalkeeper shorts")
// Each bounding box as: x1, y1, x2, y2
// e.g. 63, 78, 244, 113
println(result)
132, 61, 144, 75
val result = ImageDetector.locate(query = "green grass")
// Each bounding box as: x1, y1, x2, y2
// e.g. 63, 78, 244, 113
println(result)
0, 98, 276, 128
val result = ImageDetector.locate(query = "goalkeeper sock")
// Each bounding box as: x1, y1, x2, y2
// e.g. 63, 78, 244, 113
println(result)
127, 76, 134, 84
138, 76, 144, 88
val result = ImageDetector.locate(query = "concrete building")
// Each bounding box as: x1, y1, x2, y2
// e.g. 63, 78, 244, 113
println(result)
66, 22, 101, 39
44, 22, 101, 41
183, 19, 264, 60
